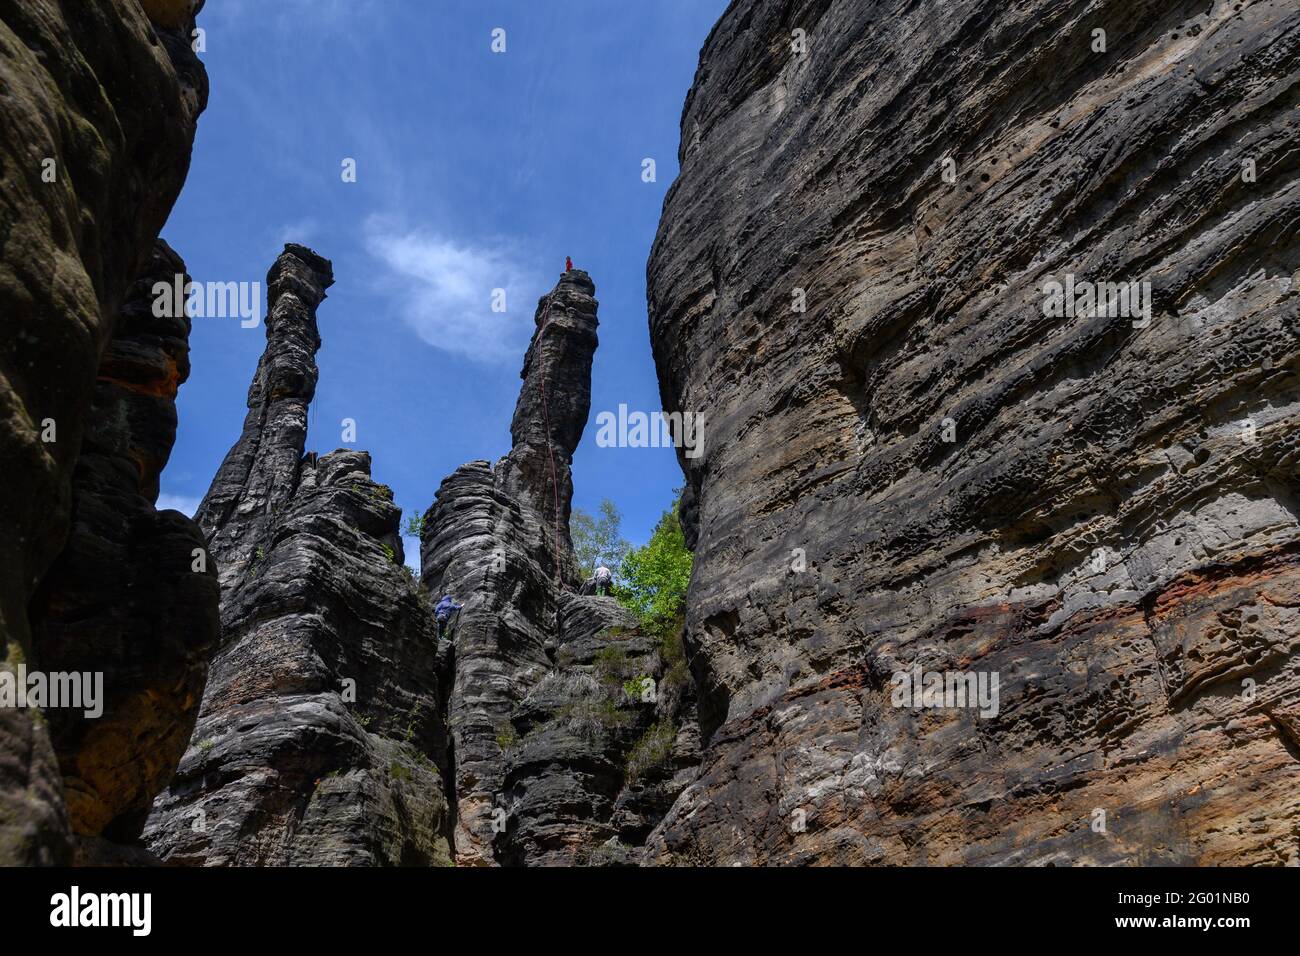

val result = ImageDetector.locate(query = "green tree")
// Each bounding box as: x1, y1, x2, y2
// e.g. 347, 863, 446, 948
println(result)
571, 499, 631, 580
617, 495, 692, 634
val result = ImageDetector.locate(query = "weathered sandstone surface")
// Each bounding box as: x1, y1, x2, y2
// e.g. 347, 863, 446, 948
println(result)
422, 270, 700, 865
645, 0, 1300, 865
0, 0, 209, 864
144, 247, 453, 866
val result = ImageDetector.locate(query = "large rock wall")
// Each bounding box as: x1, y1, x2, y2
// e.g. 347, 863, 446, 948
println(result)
29, 241, 220, 856
0, 0, 208, 865
144, 246, 453, 866
646, 0, 1300, 864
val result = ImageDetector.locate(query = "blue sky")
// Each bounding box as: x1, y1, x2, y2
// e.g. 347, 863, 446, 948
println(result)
160, 0, 729, 565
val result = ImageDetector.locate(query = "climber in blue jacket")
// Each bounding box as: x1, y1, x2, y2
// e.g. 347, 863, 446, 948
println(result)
434, 595, 462, 641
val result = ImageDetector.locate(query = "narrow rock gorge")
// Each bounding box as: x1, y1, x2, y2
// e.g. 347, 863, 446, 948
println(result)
0, 0, 211, 865
141, 262, 699, 867
644, 0, 1300, 864
3, 0, 1297, 873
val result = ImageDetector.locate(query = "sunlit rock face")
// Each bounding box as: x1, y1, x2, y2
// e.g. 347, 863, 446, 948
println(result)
645, 0, 1300, 865
144, 246, 454, 867
423, 270, 701, 866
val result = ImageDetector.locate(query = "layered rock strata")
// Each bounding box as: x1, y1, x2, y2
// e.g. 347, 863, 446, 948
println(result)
422, 269, 700, 865
645, 0, 1300, 865
0, 0, 209, 864
144, 246, 452, 866
29, 241, 220, 853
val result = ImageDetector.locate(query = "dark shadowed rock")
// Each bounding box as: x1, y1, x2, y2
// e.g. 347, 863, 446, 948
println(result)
28, 241, 220, 847
644, 0, 1300, 864
0, 0, 207, 864
494, 595, 700, 866
144, 247, 452, 866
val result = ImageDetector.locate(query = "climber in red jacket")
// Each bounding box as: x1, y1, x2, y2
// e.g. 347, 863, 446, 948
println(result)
565, 256, 573, 273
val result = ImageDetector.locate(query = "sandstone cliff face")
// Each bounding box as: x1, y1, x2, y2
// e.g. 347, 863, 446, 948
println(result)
420, 270, 599, 864
144, 247, 453, 866
421, 270, 700, 865
494, 594, 700, 866
646, 0, 1300, 864
29, 241, 220, 855
0, 0, 209, 864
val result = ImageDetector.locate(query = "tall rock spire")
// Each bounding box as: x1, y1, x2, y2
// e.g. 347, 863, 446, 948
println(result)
193, 243, 333, 588
498, 269, 600, 582
421, 267, 701, 865
145, 244, 453, 866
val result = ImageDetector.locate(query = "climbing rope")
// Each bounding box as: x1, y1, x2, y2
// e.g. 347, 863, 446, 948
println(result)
535, 290, 564, 586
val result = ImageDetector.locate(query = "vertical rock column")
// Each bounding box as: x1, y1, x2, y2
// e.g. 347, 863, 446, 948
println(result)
193, 243, 333, 589
499, 269, 600, 583
0, 0, 207, 865
28, 241, 220, 860
145, 245, 453, 866
421, 269, 600, 864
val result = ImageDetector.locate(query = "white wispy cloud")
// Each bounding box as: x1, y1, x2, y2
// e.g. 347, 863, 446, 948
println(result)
275, 218, 319, 250
157, 493, 202, 517
364, 218, 541, 363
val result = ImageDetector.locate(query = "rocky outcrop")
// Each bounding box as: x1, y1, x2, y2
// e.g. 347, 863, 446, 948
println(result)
28, 241, 220, 852
422, 269, 699, 865
497, 270, 600, 579
421, 270, 599, 864
190, 244, 333, 591
0, 0, 208, 864
144, 246, 453, 866
494, 595, 699, 866
645, 0, 1300, 864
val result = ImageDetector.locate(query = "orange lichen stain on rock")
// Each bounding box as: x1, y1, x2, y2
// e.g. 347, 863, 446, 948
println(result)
98, 354, 182, 400
137, 0, 194, 30
65, 688, 193, 836
1150, 553, 1300, 620
128, 449, 151, 489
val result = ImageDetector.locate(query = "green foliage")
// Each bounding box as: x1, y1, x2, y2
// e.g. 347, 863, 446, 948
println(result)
403, 701, 423, 743
558, 697, 629, 740
197, 738, 215, 754
622, 675, 653, 702
571, 499, 631, 581
495, 726, 518, 751
404, 514, 425, 538
617, 495, 692, 634
659, 629, 690, 696
389, 761, 412, 782
382, 543, 398, 565
625, 720, 676, 783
